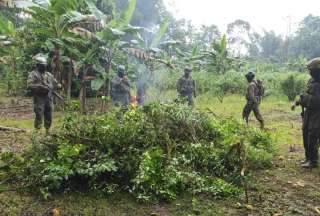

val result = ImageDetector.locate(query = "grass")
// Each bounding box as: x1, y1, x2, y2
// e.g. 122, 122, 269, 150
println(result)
0, 118, 34, 129
1, 94, 320, 216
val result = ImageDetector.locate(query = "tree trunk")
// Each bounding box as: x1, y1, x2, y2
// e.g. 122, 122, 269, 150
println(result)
52, 46, 63, 86
67, 69, 72, 98
105, 51, 113, 97
66, 60, 74, 99
79, 83, 86, 114
79, 66, 89, 114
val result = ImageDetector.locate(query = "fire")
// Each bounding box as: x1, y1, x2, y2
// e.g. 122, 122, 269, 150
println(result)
130, 96, 138, 108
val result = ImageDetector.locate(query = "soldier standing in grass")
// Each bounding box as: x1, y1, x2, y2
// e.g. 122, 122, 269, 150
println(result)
242, 71, 265, 129
27, 54, 61, 134
110, 65, 131, 107
177, 68, 196, 106
292, 58, 320, 168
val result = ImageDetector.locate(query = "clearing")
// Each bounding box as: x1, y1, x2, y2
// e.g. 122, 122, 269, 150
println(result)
0, 96, 320, 216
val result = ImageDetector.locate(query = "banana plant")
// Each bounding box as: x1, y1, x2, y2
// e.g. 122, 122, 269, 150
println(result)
11, 0, 112, 98
87, 0, 142, 94
174, 45, 207, 70
25, 0, 84, 86
125, 18, 179, 72
0, 15, 23, 95
203, 35, 233, 74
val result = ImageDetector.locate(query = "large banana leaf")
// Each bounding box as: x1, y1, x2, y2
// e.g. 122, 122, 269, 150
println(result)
50, 0, 81, 15
121, 24, 144, 34
85, 0, 107, 22
0, 16, 15, 35
109, 0, 136, 28
26, 6, 53, 24
62, 11, 88, 24
159, 40, 181, 48
91, 78, 105, 91
9, 0, 38, 9
151, 18, 169, 48
100, 27, 125, 41
33, 0, 50, 8
119, 0, 136, 27
91, 64, 113, 91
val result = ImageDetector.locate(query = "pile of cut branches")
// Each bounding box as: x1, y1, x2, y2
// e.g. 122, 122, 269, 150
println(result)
0, 103, 275, 203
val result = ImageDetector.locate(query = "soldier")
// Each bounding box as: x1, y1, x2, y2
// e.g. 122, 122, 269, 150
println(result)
27, 54, 61, 134
136, 77, 147, 106
110, 65, 131, 107
292, 58, 320, 168
177, 68, 196, 106
242, 71, 265, 129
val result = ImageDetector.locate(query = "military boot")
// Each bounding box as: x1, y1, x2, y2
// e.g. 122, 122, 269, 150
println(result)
301, 161, 318, 169
300, 159, 309, 164
45, 128, 50, 136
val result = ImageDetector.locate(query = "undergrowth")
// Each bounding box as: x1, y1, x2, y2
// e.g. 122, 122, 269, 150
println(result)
0, 103, 275, 203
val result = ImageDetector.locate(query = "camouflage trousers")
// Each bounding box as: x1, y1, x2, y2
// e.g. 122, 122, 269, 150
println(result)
33, 96, 53, 130
179, 93, 194, 106
242, 101, 264, 127
112, 93, 131, 107
303, 128, 320, 164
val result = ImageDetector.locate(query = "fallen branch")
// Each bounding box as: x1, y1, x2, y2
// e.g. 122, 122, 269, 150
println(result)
0, 126, 26, 132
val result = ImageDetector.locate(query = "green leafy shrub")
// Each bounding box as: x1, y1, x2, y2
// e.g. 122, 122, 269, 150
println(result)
214, 72, 247, 102
1, 103, 275, 203
281, 74, 308, 101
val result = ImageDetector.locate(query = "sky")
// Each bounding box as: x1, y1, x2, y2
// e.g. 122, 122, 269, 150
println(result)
164, 0, 320, 36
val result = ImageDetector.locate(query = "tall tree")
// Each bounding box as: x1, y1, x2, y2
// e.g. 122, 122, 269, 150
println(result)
227, 19, 251, 56
290, 14, 320, 59
260, 30, 283, 60
196, 24, 221, 49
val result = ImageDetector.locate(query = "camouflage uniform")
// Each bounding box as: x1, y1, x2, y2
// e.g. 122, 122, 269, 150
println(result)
111, 75, 131, 107
27, 70, 59, 130
177, 74, 196, 106
136, 79, 147, 105
293, 58, 320, 168
299, 79, 320, 166
243, 79, 264, 128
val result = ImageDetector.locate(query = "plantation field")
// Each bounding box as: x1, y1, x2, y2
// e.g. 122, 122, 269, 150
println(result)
1, 95, 320, 216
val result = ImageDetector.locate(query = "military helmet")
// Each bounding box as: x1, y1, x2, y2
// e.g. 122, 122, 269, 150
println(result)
34, 54, 47, 65
245, 71, 255, 78
307, 57, 320, 70
184, 67, 192, 73
118, 65, 126, 73
117, 65, 126, 77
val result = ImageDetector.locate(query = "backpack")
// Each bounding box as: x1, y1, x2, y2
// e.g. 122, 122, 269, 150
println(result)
255, 80, 265, 98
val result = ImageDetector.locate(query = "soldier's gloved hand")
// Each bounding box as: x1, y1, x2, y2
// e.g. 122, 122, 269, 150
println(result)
300, 94, 309, 107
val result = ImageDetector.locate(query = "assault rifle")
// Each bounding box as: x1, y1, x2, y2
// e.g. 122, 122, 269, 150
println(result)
31, 84, 64, 103
51, 89, 65, 102
291, 95, 305, 118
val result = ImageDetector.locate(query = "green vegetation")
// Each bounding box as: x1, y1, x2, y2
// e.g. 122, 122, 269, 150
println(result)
281, 74, 308, 101
1, 103, 274, 203
1, 97, 320, 215
1, 0, 320, 215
